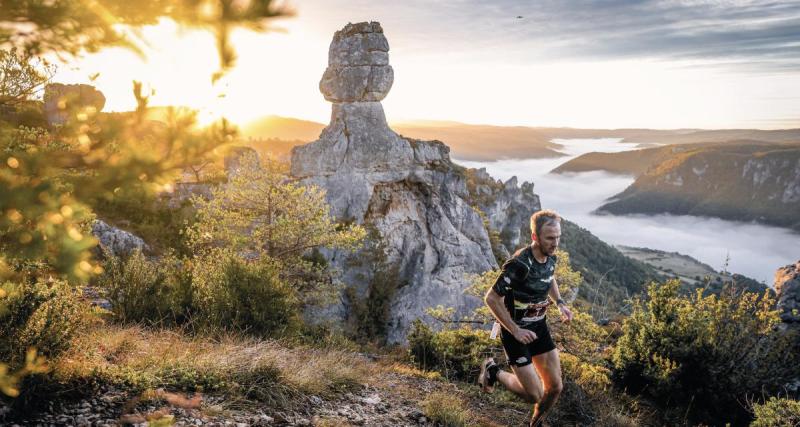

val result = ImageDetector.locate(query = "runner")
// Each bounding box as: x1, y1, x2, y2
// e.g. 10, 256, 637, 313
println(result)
478, 209, 573, 427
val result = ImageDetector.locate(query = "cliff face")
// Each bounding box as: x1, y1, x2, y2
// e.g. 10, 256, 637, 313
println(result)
776, 260, 800, 328
462, 167, 541, 259
290, 22, 498, 343
596, 142, 800, 230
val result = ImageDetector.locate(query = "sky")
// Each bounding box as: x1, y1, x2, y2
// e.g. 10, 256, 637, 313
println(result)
457, 139, 800, 284
51, 0, 800, 129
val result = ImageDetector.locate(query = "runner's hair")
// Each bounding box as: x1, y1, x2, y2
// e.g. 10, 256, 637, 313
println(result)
530, 209, 561, 236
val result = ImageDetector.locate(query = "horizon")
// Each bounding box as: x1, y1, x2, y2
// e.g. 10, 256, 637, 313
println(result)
47, 1, 800, 130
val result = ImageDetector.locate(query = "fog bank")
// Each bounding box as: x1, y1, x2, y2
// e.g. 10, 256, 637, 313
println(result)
457, 139, 800, 284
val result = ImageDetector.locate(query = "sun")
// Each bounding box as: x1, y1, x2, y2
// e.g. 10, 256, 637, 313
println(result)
51, 16, 320, 128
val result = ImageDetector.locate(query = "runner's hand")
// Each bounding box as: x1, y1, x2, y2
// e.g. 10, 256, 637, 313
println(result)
559, 304, 573, 324
512, 328, 537, 344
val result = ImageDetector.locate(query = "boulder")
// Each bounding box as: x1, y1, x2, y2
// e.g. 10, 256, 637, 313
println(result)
91, 220, 149, 258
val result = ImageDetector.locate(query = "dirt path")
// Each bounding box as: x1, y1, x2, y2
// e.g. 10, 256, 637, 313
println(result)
3, 367, 532, 426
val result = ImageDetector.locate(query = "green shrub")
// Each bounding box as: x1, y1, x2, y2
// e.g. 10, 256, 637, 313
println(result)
0, 279, 90, 365
92, 188, 197, 256
407, 320, 497, 382
612, 280, 797, 425
344, 226, 402, 343
751, 397, 800, 427
191, 250, 300, 335
98, 249, 192, 326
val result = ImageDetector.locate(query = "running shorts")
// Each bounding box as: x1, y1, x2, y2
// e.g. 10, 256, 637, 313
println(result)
500, 318, 556, 367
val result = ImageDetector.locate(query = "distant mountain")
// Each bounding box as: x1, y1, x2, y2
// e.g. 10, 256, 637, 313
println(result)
392, 122, 562, 161
559, 219, 661, 311
241, 116, 564, 161
241, 115, 800, 163
534, 127, 800, 146
595, 142, 800, 230
241, 115, 325, 141
616, 245, 766, 294
551, 140, 778, 175
551, 144, 681, 175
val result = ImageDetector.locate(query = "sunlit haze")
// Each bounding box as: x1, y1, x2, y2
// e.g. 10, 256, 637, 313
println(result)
50, 1, 800, 130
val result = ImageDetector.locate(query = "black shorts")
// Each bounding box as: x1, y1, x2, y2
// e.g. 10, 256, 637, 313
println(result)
500, 318, 556, 367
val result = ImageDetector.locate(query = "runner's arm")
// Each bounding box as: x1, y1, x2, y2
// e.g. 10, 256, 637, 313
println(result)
548, 277, 573, 323
484, 288, 520, 335
548, 276, 564, 306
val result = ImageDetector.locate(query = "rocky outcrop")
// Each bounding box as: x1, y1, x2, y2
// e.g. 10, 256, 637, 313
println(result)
466, 168, 541, 256
91, 220, 149, 257
43, 83, 106, 126
775, 260, 800, 327
291, 22, 497, 343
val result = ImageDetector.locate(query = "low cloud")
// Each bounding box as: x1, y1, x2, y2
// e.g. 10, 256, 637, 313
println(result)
457, 138, 800, 284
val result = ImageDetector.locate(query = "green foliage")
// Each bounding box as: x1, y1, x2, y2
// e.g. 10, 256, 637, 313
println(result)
0, 279, 90, 364
188, 153, 365, 262
190, 249, 300, 335
0, 1, 293, 398
92, 187, 197, 256
0, 349, 47, 398
98, 249, 192, 326
1, 0, 290, 81
344, 226, 402, 342
751, 397, 800, 427
612, 280, 798, 425
407, 320, 497, 382
188, 153, 364, 312
0, 48, 55, 107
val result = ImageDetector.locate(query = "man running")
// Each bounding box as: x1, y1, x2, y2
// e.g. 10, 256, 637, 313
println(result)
479, 209, 573, 427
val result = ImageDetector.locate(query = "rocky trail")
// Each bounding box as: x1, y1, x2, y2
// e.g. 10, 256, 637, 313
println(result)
4, 368, 525, 426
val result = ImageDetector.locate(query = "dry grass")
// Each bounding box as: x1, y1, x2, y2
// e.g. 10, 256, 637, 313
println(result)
52, 324, 373, 409
384, 362, 442, 381
422, 391, 471, 427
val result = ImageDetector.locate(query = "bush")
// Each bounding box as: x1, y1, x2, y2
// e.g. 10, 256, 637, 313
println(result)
612, 280, 797, 425
0, 279, 90, 365
191, 250, 300, 335
751, 397, 800, 427
407, 320, 498, 382
99, 249, 192, 326
92, 189, 197, 256
344, 226, 402, 343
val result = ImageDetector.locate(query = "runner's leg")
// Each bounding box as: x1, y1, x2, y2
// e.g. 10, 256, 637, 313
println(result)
529, 349, 563, 426
495, 363, 543, 403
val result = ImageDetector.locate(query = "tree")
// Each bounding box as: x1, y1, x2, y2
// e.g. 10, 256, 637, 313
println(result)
0, 48, 55, 107
0, 0, 292, 394
0, 0, 291, 81
188, 153, 366, 305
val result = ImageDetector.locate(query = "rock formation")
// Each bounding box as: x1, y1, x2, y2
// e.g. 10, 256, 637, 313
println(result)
775, 260, 800, 327
291, 22, 497, 343
467, 168, 541, 257
91, 220, 150, 258
43, 83, 106, 126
